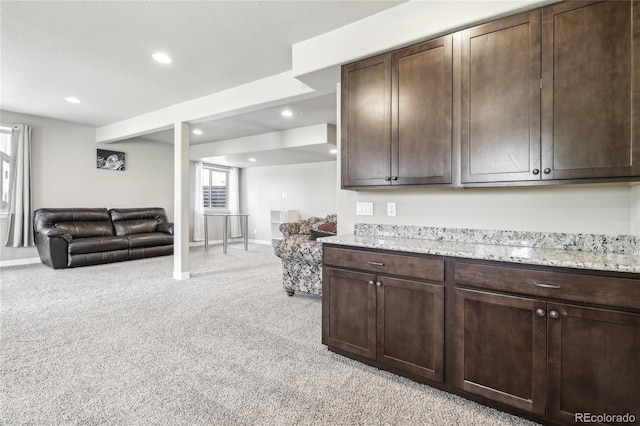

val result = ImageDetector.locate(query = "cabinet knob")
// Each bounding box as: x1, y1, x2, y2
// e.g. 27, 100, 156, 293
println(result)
384, 176, 391, 181
376, 281, 382, 287
549, 310, 559, 319
532, 169, 540, 175
544, 168, 551, 174
535, 308, 546, 317
368, 280, 375, 286
391, 176, 398, 181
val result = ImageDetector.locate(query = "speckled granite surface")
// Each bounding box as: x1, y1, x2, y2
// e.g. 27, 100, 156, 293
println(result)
318, 224, 640, 274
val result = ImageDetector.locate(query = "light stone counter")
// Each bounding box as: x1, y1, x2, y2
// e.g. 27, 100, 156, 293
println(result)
318, 224, 640, 275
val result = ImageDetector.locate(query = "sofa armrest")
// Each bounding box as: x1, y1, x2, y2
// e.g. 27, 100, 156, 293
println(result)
39, 227, 73, 243
157, 222, 174, 235
34, 227, 72, 269
279, 222, 300, 237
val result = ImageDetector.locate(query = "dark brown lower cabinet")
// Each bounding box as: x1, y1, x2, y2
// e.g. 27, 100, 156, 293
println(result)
377, 276, 444, 382
322, 265, 445, 383
453, 288, 547, 415
322, 268, 377, 359
453, 285, 640, 424
547, 304, 640, 423
323, 246, 640, 425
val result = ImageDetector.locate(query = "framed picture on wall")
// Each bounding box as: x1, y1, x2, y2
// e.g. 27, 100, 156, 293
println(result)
97, 149, 125, 171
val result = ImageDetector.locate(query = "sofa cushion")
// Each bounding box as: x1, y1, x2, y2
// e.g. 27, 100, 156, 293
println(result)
113, 219, 159, 236
68, 236, 130, 255
110, 208, 168, 236
56, 221, 115, 239
298, 217, 324, 234
314, 222, 337, 233
324, 214, 337, 224
34, 208, 111, 233
127, 232, 174, 248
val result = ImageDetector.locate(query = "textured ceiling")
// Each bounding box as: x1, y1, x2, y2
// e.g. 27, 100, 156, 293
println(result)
1, 0, 403, 128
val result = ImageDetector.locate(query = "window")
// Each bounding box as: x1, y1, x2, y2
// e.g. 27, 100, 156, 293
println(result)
201, 165, 228, 209
0, 125, 11, 215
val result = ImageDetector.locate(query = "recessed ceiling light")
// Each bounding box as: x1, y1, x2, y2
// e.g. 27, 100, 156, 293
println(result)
330, 149, 338, 154
281, 110, 293, 117
152, 52, 172, 64
248, 158, 257, 162
64, 97, 81, 104
192, 129, 203, 135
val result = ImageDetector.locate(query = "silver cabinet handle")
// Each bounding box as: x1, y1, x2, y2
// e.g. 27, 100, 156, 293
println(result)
376, 281, 382, 287
534, 282, 561, 289
535, 308, 546, 317
549, 310, 560, 319
368, 280, 375, 286
367, 261, 384, 266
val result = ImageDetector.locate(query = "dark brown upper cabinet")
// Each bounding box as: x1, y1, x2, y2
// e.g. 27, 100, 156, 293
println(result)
458, 1, 639, 184
341, 54, 392, 187
341, 36, 453, 188
460, 11, 542, 184
342, 0, 640, 188
541, 0, 640, 180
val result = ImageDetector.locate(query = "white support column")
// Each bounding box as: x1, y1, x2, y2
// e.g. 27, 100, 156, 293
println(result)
173, 122, 190, 280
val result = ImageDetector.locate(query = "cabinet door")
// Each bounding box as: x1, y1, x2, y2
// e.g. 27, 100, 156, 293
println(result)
341, 54, 391, 187
461, 11, 541, 183
322, 267, 377, 359
541, 1, 640, 180
376, 277, 444, 383
391, 35, 453, 185
453, 288, 546, 415
547, 303, 640, 423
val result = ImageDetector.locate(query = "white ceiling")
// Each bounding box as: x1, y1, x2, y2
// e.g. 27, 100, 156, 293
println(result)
147, 93, 338, 145
1, 0, 403, 167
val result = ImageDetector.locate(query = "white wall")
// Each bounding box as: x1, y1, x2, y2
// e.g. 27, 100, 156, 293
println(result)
337, 184, 635, 236
0, 110, 174, 263
241, 161, 337, 243
631, 184, 640, 235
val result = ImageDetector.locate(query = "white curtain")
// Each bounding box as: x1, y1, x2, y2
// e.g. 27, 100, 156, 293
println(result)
228, 167, 241, 238
193, 162, 205, 241
5, 124, 33, 247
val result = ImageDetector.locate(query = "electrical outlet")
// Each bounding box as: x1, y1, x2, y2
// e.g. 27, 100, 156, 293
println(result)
356, 202, 374, 216
387, 202, 396, 217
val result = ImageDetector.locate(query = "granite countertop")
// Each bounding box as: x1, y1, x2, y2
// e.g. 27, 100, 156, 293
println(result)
318, 234, 640, 275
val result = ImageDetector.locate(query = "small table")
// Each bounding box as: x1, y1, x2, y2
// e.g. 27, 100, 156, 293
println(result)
203, 213, 249, 254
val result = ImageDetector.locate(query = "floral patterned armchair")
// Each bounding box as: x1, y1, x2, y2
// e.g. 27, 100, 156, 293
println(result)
273, 214, 337, 296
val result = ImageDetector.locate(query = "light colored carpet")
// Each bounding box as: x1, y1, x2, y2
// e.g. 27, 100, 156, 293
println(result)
1, 243, 539, 425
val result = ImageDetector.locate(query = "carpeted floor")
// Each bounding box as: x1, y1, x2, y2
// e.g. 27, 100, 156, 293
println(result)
0, 243, 539, 425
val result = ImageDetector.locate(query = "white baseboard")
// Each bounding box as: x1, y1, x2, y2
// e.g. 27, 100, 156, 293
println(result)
249, 239, 273, 245
0, 257, 41, 268
191, 239, 272, 247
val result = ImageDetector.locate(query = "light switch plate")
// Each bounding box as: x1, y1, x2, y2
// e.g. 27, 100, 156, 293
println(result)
356, 202, 374, 216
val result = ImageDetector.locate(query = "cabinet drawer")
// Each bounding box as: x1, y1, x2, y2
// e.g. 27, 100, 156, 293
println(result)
453, 262, 640, 310
324, 246, 444, 283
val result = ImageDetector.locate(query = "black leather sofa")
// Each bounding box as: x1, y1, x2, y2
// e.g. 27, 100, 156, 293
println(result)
33, 207, 174, 269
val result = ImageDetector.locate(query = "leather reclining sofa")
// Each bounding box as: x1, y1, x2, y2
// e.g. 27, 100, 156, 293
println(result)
33, 207, 174, 269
